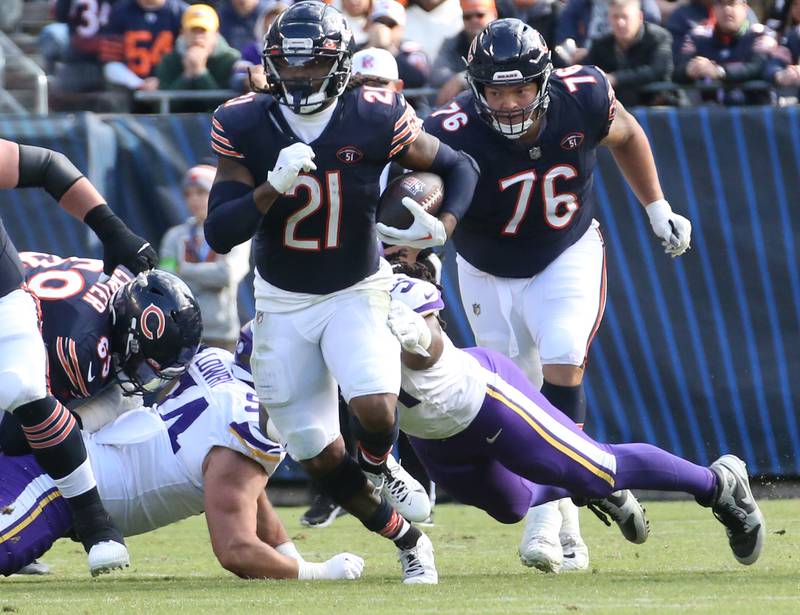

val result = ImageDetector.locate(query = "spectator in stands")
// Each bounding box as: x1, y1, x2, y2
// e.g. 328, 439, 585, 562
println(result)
232, 1, 289, 90
674, 0, 777, 104
584, 0, 673, 105
160, 164, 251, 352
218, 0, 271, 53
768, 0, 800, 87
665, 0, 760, 63
365, 0, 432, 114
495, 0, 562, 48
155, 3, 241, 111
335, 0, 373, 46
431, 0, 496, 105
101, 0, 186, 96
554, 0, 661, 65
403, 0, 465, 61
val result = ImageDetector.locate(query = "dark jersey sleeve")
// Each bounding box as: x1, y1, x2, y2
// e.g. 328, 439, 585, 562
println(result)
355, 87, 423, 161
210, 95, 256, 161
48, 329, 115, 403
559, 65, 616, 145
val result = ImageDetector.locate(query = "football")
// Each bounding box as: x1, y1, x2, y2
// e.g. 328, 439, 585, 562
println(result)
377, 171, 444, 230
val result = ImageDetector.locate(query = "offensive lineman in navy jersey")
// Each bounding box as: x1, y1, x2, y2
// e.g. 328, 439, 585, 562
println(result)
0, 138, 158, 575
204, 1, 479, 584
424, 19, 692, 573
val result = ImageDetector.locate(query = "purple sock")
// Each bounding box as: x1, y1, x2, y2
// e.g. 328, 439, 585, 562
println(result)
608, 443, 716, 503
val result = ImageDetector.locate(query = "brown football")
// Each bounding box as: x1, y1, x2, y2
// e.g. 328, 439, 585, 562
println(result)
377, 172, 444, 230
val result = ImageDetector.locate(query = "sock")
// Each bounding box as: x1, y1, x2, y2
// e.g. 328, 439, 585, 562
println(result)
350, 411, 399, 470
609, 442, 717, 502
361, 496, 422, 550
14, 397, 89, 483
541, 381, 586, 428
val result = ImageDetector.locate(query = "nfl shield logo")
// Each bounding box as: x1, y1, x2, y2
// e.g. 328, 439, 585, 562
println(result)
472, 303, 481, 316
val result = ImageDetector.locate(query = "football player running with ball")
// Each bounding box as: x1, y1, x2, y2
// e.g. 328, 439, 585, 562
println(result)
423, 19, 692, 572
204, 1, 478, 584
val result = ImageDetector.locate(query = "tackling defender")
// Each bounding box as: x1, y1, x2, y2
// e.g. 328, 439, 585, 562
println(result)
422, 19, 693, 571
0, 138, 158, 575
384, 262, 765, 571
204, 1, 478, 583
0, 345, 363, 581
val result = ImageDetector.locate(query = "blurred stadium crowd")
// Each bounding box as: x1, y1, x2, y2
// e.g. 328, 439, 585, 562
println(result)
1, 0, 800, 114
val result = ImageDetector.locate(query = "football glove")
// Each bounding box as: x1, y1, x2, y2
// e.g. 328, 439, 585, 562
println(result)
645, 199, 692, 257
388, 300, 432, 358
267, 142, 316, 194
376, 197, 447, 249
84, 204, 158, 276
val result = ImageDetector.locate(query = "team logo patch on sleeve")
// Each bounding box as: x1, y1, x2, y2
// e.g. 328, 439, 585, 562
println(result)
560, 132, 585, 151
336, 145, 364, 164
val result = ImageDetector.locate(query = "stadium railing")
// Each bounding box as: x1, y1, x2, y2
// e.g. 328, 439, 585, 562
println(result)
0, 31, 47, 115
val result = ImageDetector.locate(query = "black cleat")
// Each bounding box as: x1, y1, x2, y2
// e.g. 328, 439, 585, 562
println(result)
300, 493, 347, 528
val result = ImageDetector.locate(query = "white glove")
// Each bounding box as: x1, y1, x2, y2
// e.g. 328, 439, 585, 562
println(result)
388, 301, 431, 357
376, 197, 447, 248
645, 199, 692, 257
297, 553, 365, 580
267, 142, 317, 194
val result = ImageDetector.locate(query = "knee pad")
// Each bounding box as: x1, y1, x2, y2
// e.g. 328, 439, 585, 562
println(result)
1, 370, 47, 413
284, 425, 334, 461
539, 326, 584, 366
315, 455, 368, 505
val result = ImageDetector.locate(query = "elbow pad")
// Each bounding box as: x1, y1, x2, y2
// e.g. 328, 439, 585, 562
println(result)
17, 144, 83, 201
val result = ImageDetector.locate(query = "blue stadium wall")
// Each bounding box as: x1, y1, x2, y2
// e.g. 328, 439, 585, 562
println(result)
0, 106, 798, 478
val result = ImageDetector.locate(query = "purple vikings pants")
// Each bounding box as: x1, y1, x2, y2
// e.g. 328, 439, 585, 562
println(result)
0, 454, 71, 575
409, 348, 716, 524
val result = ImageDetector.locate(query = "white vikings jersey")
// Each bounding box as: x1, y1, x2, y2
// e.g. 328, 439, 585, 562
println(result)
390, 274, 487, 439
84, 347, 283, 536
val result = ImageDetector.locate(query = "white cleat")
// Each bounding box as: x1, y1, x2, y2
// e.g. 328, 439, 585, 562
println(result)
558, 498, 589, 572
707, 455, 766, 565
382, 456, 431, 522
519, 502, 563, 573
15, 559, 51, 575
399, 533, 438, 584
560, 535, 589, 572
88, 540, 130, 577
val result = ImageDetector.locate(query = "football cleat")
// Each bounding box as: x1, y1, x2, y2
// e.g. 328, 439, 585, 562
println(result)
519, 502, 563, 573
15, 559, 51, 575
398, 532, 438, 584
706, 455, 765, 565
88, 540, 130, 577
300, 493, 347, 528
586, 490, 650, 544
560, 535, 589, 572
363, 456, 432, 523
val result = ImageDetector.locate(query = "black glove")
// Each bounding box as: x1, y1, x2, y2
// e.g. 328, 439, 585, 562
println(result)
84, 204, 159, 275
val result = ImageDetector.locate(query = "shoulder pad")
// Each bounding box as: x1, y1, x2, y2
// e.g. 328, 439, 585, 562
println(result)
390, 273, 444, 316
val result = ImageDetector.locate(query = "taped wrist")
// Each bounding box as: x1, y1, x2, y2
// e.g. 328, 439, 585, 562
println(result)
428, 143, 479, 221
297, 560, 326, 580
17, 144, 83, 201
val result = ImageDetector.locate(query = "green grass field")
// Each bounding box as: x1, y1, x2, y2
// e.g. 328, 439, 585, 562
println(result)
2, 500, 798, 614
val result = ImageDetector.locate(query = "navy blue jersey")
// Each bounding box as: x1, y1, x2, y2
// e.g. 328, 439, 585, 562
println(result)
211, 87, 421, 294
20, 252, 133, 404
0, 220, 24, 297
99, 0, 186, 78
425, 65, 615, 278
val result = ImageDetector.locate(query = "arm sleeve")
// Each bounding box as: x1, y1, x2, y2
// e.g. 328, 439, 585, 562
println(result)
205, 181, 262, 254
387, 95, 423, 160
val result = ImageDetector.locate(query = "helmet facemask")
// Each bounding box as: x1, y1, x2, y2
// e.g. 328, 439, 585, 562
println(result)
468, 66, 551, 139
263, 39, 352, 114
